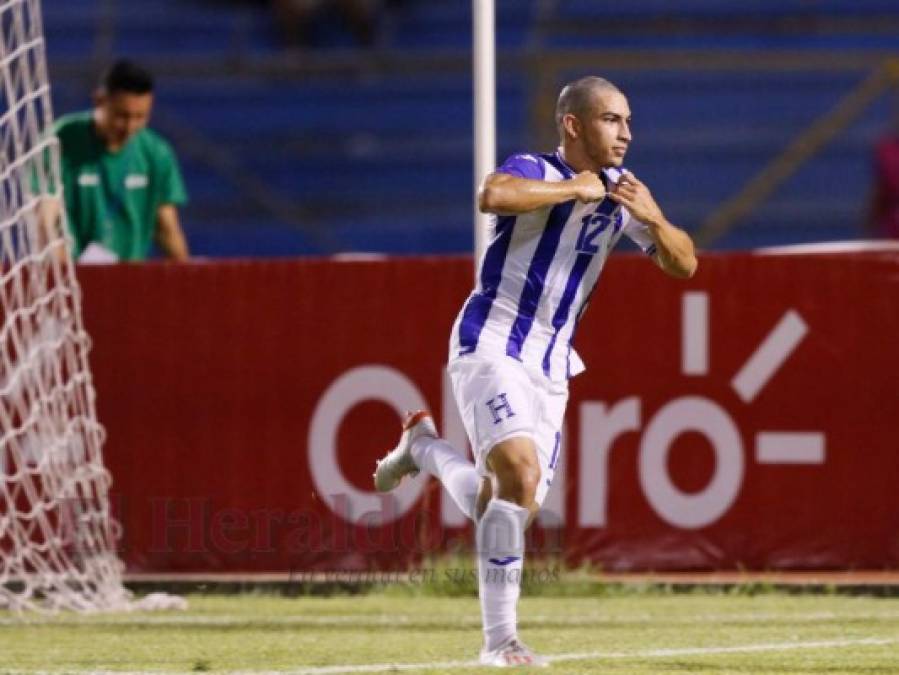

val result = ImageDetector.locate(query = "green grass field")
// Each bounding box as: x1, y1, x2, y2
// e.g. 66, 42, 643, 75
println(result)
1, 591, 897, 673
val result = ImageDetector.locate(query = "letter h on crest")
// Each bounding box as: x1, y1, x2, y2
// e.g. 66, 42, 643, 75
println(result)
486, 393, 515, 425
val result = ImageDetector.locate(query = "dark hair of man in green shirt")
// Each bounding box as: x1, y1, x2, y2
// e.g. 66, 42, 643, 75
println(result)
54, 59, 190, 261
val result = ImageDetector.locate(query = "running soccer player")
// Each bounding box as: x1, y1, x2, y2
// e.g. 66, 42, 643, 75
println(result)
374, 76, 697, 667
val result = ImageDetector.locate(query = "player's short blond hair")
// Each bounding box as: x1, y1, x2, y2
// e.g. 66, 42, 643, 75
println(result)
555, 76, 621, 139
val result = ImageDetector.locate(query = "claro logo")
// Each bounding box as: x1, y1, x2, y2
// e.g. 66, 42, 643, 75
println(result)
308, 292, 825, 530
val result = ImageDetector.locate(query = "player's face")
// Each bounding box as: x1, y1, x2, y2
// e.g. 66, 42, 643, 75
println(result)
580, 90, 632, 169
95, 92, 153, 150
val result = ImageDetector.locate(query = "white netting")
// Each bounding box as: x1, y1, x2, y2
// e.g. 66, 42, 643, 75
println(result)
0, 0, 131, 612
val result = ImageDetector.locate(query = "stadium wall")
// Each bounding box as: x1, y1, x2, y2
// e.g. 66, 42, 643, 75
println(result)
76, 252, 899, 574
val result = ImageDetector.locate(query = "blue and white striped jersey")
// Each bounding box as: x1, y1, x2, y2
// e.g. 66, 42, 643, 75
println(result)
449, 150, 657, 382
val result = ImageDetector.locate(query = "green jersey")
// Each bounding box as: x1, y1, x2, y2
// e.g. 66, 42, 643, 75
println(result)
54, 111, 187, 260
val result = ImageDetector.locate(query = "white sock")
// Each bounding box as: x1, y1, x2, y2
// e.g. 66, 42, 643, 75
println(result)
411, 436, 479, 521
476, 498, 529, 651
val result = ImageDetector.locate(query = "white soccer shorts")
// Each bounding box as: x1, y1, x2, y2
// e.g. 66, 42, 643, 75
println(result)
447, 353, 568, 506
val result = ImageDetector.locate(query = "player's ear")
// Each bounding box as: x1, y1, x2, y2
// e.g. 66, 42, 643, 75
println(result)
92, 88, 106, 109
562, 113, 581, 141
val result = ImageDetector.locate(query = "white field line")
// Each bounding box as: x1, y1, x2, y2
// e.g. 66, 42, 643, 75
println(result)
549, 637, 896, 664
5, 609, 899, 627
32, 636, 896, 675
243, 638, 899, 674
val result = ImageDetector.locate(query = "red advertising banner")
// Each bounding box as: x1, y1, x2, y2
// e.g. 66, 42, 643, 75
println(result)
76, 252, 899, 574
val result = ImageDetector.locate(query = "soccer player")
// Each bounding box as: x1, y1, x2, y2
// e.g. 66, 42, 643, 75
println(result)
374, 76, 697, 667
50, 59, 189, 262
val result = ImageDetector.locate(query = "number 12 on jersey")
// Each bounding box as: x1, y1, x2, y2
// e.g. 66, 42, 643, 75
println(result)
575, 210, 623, 255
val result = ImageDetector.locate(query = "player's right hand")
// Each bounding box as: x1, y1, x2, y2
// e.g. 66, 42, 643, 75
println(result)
570, 171, 606, 203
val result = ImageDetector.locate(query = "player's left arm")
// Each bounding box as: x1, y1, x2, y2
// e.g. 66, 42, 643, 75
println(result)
155, 204, 190, 261
608, 173, 697, 279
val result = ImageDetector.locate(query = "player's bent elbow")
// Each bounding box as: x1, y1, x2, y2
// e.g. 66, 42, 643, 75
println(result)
480, 174, 522, 214
478, 184, 502, 214
689, 253, 699, 276
677, 256, 698, 279
661, 254, 697, 279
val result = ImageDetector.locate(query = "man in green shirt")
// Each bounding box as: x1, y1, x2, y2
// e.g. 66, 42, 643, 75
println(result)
54, 59, 189, 261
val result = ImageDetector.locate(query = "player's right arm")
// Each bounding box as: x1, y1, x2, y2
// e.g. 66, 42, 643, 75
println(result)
478, 171, 605, 215
155, 204, 190, 261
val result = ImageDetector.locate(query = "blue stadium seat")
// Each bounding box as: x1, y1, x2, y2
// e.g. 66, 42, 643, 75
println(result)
43, 0, 895, 255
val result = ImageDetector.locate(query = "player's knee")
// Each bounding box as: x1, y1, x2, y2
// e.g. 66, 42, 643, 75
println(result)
489, 439, 541, 507
503, 466, 539, 507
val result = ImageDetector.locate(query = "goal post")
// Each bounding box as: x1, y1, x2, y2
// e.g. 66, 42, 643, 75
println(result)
0, 0, 128, 612
472, 0, 495, 269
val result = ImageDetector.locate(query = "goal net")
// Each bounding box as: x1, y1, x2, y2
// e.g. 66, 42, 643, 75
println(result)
0, 0, 129, 611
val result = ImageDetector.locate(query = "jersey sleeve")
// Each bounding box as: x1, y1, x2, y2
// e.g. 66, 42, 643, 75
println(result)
496, 153, 546, 181
621, 210, 658, 257
153, 140, 188, 207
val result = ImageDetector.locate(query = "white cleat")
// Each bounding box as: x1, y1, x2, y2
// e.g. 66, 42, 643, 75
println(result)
373, 410, 436, 492
479, 638, 548, 668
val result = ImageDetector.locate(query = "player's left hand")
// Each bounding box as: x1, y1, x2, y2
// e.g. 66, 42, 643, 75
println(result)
608, 173, 665, 227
